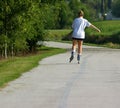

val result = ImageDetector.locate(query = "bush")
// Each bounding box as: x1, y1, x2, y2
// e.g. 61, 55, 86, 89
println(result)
109, 32, 120, 44
85, 32, 120, 44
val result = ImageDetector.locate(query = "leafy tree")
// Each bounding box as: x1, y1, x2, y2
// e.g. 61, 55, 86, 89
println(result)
58, 1, 73, 28
0, 0, 45, 57
39, 4, 57, 29
0, 0, 109, 59
40, 1, 73, 29
112, 0, 120, 17
108, 0, 112, 10
69, 0, 93, 20
0, 0, 26, 58
69, 0, 81, 18
41, 0, 59, 4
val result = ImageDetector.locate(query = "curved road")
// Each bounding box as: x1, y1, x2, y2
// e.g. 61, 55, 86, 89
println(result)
0, 41, 120, 108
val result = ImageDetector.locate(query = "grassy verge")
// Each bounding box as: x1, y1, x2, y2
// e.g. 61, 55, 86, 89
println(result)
84, 42, 120, 49
0, 46, 66, 88
85, 20, 120, 46
44, 29, 71, 41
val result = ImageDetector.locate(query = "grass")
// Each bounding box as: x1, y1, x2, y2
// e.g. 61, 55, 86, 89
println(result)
0, 46, 66, 88
45, 21, 120, 39
85, 20, 120, 48
44, 29, 71, 41
86, 20, 120, 36
84, 42, 120, 49
45, 20, 120, 48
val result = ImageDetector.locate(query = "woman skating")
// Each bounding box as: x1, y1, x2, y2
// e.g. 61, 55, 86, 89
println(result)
69, 10, 101, 64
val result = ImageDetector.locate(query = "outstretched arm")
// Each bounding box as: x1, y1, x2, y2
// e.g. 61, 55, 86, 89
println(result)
90, 24, 101, 32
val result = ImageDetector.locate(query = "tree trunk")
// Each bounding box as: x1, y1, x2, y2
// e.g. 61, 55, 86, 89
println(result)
4, 1, 8, 59
11, 44, 14, 57
4, 40, 7, 59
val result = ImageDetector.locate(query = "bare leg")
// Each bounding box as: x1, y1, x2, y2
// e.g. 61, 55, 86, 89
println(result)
72, 40, 77, 52
77, 40, 83, 55
77, 40, 83, 63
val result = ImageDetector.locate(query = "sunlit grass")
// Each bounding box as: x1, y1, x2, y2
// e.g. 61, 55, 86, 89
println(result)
0, 46, 66, 88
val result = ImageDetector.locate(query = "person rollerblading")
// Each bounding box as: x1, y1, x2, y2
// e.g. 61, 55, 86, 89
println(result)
69, 10, 101, 64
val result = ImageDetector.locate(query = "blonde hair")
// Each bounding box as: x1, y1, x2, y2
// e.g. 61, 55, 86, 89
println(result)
78, 10, 84, 17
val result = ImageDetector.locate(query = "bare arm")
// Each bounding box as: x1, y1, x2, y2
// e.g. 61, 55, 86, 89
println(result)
90, 24, 101, 32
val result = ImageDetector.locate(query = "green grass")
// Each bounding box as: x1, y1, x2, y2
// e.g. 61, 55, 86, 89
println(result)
45, 21, 120, 40
87, 20, 120, 35
84, 42, 120, 49
44, 29, 71, 41
85, 20, 120, 47
0, 46, 66, 88
45, 20, 120, 48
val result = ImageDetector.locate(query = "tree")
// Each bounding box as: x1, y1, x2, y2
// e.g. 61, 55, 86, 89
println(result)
40, 1, 73, 29
0, 0, 45, 58
112, 0, 120, 17
0, 0, 33, 57
108, 0, 112, 10
0, 0, 106, 58
69, 0, 81, 18
69, 0, 93, 20
58, 1, 73, 28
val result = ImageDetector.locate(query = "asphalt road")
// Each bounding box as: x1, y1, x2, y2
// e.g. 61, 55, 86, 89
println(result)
0, 41, 120, 108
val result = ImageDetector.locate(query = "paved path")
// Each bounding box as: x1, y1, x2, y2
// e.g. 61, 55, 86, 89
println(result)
0, 41, 120, 108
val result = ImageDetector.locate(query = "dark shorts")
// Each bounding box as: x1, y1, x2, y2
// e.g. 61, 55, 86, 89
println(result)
72, 37, 84, 41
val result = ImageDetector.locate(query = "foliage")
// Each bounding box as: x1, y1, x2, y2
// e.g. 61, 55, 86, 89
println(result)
112, 0, 120, 17
0, 0, 45, 58
0, 0, 119, 58
57, 1, 73, 29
